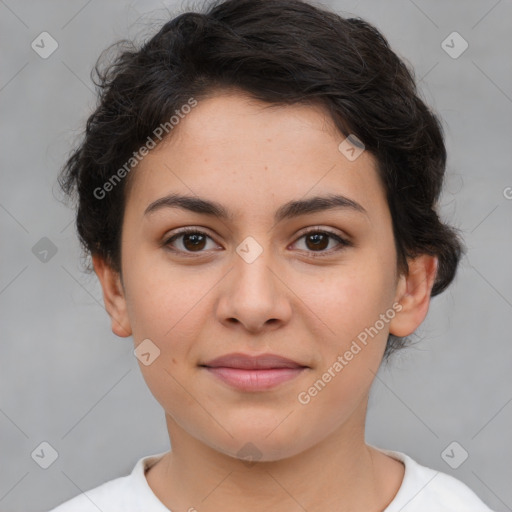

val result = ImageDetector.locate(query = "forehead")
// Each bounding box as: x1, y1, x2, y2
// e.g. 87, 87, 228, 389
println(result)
165, 91, 343, 156
124, 91, 386, 221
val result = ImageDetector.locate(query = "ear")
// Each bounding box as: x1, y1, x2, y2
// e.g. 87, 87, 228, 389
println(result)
389, 254, 438, 337
92, 254, 132, 338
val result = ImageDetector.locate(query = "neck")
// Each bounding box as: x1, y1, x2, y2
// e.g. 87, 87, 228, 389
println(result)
145, 401, 404, 512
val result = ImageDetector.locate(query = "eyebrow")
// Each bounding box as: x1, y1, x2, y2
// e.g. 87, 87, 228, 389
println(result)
143, 192, 368, 223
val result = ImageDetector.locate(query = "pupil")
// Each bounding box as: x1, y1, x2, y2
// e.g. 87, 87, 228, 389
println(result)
184, 233, 205, 251
307, 233, 328, 251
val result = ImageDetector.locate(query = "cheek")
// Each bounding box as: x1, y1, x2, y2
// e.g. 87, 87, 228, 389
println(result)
293, 258, 396, 347
125, 256, 207, 339
124, 260, 213, 370
128, 286, 205, 420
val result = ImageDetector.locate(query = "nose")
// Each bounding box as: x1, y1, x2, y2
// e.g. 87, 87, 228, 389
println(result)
215, 244, 292, 334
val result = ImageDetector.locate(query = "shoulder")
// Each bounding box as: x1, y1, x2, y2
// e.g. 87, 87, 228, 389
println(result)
380, 448, 495, 512
47, 452, 169, 512
48, 475, 129, 512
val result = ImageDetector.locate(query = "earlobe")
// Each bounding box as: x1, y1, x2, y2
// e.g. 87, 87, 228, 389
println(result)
389, 255, 438, 338
92, 255, 132, 338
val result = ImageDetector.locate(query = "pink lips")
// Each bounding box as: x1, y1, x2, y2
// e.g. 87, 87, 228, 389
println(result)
200, 353, 308, 391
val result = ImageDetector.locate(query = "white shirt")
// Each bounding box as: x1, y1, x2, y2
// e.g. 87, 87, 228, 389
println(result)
48, 449, 494, 511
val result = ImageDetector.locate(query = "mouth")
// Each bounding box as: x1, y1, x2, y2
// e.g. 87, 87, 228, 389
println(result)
199, 353, 309, 391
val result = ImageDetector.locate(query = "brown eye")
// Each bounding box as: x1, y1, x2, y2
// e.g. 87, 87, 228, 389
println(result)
304, 232, 329, 251
164, 227, 351, 257
164, 229, 218, 254
181, 232, 207, 251
292, 229, 350, 255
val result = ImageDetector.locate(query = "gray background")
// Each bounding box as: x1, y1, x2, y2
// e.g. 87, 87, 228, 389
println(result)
0, 0, 511, 510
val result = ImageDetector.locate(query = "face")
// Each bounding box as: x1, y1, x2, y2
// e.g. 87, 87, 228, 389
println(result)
95, 90, 430, 462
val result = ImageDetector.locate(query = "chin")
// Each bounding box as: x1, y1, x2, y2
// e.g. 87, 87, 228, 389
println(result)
207, 425, 311, 464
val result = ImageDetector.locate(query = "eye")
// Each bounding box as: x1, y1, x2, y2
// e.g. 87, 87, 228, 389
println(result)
163, 228, 219, 254
163, 227, 351, 256
291, 228, 351, 256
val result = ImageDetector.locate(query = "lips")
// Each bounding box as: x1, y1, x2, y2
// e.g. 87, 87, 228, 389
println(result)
200, 353, 309, 391
201, 353, 307, 370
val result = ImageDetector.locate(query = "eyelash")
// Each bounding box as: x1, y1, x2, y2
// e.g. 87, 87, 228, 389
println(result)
163, 227, 352, 258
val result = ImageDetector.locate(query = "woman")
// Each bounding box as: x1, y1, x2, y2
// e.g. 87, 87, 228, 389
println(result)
51, 0, 494, 510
